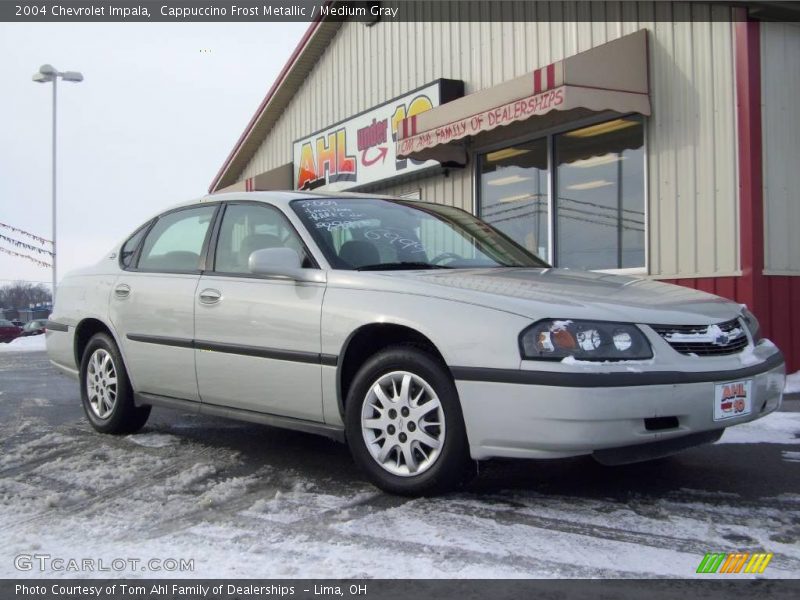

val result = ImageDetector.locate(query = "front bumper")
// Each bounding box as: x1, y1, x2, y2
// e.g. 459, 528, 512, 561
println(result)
454, 352, 786, 461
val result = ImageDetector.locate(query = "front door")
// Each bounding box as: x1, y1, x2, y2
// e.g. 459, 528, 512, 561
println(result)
194, 202, 325, 421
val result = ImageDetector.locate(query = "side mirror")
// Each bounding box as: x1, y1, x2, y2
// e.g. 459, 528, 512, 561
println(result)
248, 248, 326, 283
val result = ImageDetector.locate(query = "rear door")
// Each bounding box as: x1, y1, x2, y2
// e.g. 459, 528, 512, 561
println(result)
194, 201, 326, 421
110, 204, 218, 402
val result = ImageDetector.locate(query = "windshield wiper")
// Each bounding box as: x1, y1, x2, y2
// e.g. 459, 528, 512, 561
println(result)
355, 262, 453, 271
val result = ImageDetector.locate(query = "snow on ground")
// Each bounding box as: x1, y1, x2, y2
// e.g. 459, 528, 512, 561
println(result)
0, 412, 798, 579
719, 412, 800, 445
125, 432, 182, 448
783, 451, 800, 463
0, 334, 45, 353
786, 371, 800, 394
0, 342, 798, 578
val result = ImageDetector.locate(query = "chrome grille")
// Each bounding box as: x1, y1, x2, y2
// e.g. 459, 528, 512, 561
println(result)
650, 318, 748, 357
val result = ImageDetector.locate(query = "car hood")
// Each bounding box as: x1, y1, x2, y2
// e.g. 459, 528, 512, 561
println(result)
352, 268, 742, 325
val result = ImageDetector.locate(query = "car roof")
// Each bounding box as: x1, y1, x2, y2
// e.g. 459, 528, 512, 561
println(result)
165, 190, 414, 212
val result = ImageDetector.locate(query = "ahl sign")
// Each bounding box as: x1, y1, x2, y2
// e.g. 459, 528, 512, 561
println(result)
293, 80, 463, 191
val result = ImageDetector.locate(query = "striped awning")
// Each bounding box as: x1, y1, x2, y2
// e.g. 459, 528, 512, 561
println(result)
396, 30, 651, 165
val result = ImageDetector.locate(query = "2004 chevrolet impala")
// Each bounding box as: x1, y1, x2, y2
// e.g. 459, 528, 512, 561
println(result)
47, 192, 786, 495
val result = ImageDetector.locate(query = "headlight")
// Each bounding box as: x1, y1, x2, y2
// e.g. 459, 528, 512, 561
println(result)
519, 319, 653, 361
740, 307, 761, 343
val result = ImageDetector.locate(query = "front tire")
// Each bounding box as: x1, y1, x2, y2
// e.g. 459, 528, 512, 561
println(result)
345, 346, 473, 496
80, 332, 150, 434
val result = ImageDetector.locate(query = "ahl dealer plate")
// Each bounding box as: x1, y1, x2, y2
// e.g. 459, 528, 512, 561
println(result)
713, 379, 752, 421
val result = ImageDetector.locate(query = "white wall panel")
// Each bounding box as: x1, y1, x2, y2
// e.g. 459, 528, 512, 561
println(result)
762, 22, 800, 275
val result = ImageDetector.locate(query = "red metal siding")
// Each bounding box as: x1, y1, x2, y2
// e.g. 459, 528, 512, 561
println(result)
764, 276, 800, 373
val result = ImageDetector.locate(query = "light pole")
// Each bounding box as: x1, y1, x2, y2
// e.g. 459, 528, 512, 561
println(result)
32, 64, 83, 305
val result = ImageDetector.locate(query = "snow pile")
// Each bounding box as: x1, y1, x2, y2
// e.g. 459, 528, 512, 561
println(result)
786, 371, 800, 394
0, 335, 46, 353
126, 432, 181, 448
719, 412, 800, 445
163, 463, 219, 494
197, 475, 258, 508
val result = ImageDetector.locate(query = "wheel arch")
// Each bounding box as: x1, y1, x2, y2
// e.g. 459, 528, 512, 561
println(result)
335, 322, 450, 418
73, 317, 125, 373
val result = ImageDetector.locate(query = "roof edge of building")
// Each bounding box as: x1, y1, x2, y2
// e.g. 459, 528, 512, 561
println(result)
208, 16, 342, 193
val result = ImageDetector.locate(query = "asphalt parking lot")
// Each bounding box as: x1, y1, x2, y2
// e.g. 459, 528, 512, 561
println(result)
1, 345, 799, 578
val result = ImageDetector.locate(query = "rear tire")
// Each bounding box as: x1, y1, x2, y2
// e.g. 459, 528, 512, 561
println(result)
345, 346, 474, 496
80, 332, 150, 434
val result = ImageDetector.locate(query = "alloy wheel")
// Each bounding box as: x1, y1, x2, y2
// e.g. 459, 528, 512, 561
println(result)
361, 370, 446, 477
86, 348, 118, 419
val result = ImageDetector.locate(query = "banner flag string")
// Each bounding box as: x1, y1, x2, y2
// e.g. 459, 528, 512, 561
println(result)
0, 246, 52, 268
0, 233, 55, 257
0, 222, 52, 246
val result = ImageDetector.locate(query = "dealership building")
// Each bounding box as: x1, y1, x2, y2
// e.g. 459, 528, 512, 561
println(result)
210, 3, 800, 371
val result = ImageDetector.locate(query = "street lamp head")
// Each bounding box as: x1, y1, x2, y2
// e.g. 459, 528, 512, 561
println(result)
32, 65, 84, 84
60, 71, 84, 83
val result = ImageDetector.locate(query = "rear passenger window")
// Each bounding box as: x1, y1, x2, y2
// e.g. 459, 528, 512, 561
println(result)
138, 206, 216, 272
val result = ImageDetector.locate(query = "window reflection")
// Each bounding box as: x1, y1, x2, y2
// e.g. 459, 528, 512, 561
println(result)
479, 139, 549, 261
555, 117, 645, 270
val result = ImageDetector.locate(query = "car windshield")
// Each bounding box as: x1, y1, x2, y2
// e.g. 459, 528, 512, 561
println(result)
291, 198, 549, 270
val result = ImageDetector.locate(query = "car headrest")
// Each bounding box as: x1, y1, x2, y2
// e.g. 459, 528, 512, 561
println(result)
338, 240, 380, 268
239, 233, 283, 265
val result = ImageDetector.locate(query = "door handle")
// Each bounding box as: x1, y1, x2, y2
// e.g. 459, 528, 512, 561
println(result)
114, 284, 131, 299
199, 288, 222, 304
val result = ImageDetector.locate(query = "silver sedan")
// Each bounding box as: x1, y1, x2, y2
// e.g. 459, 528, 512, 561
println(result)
47, 192, 786, 495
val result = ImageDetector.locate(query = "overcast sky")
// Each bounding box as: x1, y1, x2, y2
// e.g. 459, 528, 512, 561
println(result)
0, 22, 308, 292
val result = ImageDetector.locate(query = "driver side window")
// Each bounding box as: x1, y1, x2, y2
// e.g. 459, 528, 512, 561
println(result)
214, 203, 310, 274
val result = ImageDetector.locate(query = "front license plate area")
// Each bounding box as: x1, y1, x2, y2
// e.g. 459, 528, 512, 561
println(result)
713, 379, 752, 421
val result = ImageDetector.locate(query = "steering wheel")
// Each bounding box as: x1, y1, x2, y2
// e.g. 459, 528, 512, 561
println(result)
430, 252, 462, 265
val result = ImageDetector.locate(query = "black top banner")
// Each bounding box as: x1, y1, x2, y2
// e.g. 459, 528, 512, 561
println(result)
3, 1, 799, 23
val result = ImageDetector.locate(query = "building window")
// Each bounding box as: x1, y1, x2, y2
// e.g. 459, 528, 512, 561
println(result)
479, 116, 646, 271
479, 139, 549, 261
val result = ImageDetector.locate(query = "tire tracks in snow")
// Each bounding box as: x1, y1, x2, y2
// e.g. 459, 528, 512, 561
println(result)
438, 497, 800, 574
183, 505, 660, 578
0, 423, 223, 532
